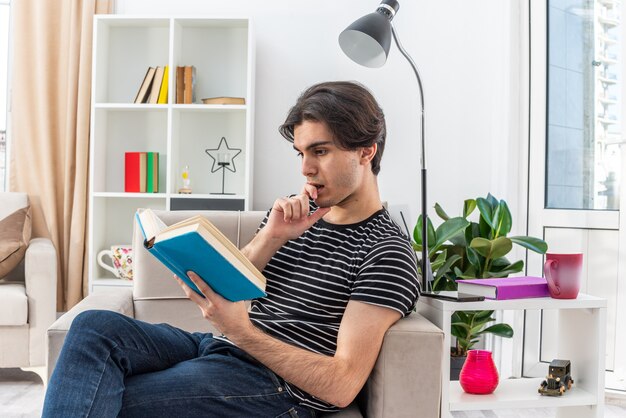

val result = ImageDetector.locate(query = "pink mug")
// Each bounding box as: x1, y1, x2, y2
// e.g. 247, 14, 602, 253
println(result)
543, 253, 583, 299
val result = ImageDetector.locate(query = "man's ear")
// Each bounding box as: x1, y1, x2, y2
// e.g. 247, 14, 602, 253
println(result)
360, 144, 377, 165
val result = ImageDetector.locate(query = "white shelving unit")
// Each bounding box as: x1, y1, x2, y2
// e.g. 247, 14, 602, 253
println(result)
418, 294, 607, 417
88, 16, 255, 293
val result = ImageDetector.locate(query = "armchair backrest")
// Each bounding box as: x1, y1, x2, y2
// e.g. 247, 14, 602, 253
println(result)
132, 210, 266, 301
0, 192, 28, 219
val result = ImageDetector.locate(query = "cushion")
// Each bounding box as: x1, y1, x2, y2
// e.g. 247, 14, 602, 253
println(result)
0, 283, 28, 325
0, 206, 32, 279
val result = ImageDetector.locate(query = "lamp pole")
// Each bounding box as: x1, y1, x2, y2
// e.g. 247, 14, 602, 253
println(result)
390, 24, 433, 291
339, 1, 434, 291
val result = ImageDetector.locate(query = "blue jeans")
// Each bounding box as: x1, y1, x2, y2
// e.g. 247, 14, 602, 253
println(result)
43, 310, 316, 417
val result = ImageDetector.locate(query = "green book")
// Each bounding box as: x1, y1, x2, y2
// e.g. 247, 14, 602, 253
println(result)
146, 152, 159, 193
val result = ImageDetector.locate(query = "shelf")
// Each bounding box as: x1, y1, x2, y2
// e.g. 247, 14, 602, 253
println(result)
93, 192, 168, 198
172, 104, 247, 112
449, 378, 596, 411
419, 293, 606, 311
171, 193, 246, 200
94, 104, 248, 112
89, 16, 254, 293
170, 196, 245, 211
95, 103, 169, 110
419, 293, 607, 417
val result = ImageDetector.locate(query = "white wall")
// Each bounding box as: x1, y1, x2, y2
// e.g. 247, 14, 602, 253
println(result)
116, 0, 524, 231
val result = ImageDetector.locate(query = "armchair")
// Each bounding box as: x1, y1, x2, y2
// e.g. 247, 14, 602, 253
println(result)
0, 192, 57, 383
47, 210, 443, 417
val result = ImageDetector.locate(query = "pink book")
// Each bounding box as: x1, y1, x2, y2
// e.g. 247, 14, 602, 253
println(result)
456, 276, 549, 300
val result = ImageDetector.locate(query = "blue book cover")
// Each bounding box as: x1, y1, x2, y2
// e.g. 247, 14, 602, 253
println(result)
136, 210, 267, 302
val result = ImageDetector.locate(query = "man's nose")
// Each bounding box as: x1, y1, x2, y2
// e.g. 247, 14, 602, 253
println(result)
301, 155, 316, 177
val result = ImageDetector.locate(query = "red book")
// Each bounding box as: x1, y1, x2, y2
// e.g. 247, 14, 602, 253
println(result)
125, 152, 147, 192
456, 276, 549, 300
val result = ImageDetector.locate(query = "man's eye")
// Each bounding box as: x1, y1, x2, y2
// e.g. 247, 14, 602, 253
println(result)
315, 149, 327, 156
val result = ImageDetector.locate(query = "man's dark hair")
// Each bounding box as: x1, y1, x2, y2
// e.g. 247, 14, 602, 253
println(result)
279, 81, 386, 175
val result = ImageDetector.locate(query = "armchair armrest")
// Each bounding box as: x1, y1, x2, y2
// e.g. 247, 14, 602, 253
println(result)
24, 237, 57, 366
363, 313, 443, 418
46, 288, 134, 382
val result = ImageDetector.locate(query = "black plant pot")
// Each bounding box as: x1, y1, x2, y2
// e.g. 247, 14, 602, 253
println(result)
450, 355, 466, 381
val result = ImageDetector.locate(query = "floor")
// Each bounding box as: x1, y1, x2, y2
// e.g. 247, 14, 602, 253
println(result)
0, 369, 44, 417
1, 368, 626, 417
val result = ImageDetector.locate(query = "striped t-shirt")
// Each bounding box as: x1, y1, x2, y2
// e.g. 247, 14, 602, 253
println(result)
249, 205, 420, 412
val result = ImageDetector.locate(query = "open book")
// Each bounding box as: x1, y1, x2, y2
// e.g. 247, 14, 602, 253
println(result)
135, 209, 267, 301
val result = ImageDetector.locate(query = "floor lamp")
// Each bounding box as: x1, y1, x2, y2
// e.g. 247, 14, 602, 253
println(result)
339, 0, 434, 292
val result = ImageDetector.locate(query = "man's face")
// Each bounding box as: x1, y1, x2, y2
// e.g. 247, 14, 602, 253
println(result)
293, 120, 364, 208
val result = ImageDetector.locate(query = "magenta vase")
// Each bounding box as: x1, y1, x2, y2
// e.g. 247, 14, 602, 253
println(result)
459, 350, 499, 394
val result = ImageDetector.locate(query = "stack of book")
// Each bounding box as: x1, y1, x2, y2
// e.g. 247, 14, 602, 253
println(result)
176, 66, 196, 104
201, 96, 246, 105
134, 66, 169, 104
456, 276, 550, 300
125, 152, 159, 193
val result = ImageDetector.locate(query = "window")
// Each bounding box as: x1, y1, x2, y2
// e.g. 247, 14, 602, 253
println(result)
546, 0, 622, 209
0, 1, 10, 191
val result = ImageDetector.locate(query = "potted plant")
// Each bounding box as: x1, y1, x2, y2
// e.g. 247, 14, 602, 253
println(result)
449, 310, 513, 379
413, 193, 548, 379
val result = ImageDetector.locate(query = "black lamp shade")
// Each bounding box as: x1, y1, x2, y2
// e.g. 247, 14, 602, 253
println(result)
338, 12, 392, 68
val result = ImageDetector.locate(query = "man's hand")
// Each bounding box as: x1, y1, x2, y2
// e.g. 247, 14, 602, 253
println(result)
241, 185, 330, 271
176, 271, 253, 338
263, 184, 330, 242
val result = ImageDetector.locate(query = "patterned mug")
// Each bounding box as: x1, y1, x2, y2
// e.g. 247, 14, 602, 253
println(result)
97, 245, 133, 280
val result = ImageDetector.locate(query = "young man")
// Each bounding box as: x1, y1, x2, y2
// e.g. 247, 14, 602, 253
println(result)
43, 81, 419, 417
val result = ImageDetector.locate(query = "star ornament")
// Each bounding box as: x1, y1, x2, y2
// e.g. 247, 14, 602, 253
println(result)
205, 137, 242, 173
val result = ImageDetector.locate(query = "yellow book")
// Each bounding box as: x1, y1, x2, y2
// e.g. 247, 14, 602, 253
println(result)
157, 66, 169, 104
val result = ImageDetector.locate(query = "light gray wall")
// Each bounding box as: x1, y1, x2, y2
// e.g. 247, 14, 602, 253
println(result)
116, 0, 525, 232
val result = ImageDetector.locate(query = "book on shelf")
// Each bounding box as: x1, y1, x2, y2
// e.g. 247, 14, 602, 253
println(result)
148, 66, 165, 104
134, 67, 156, 104
157, 66, 169, 104
176, 66, 185, 104
456, 276, 550, 300
124, 152, 147, 192
146, 152, 159, 193
135, 208, 267, 302
201, 97, 246, 105
183, 65, 196, 104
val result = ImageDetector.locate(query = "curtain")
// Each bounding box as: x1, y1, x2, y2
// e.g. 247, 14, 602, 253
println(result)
10, 0, 113, 311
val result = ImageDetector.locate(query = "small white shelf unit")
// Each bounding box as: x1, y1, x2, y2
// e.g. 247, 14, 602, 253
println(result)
88, 16, 255, 293
418, 294, 607, 417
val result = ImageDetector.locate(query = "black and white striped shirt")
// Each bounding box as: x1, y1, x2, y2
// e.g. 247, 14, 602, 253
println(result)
249, 205, 420, 412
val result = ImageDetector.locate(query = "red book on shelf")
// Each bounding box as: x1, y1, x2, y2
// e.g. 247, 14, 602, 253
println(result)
125, 152, 147, 192
456, 276, 550, 300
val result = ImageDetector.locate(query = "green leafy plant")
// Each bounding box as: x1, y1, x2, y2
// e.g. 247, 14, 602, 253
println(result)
413, 193, 548, 291
451, 310, 514, 357
413, 193, 548, 357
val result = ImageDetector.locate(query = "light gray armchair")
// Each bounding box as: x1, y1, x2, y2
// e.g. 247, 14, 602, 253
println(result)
48, 210, 443, 417
0, 192, 57, 383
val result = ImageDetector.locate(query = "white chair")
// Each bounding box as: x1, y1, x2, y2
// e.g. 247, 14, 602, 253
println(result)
0, 192, 57, 383
48, 210, 443, 417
